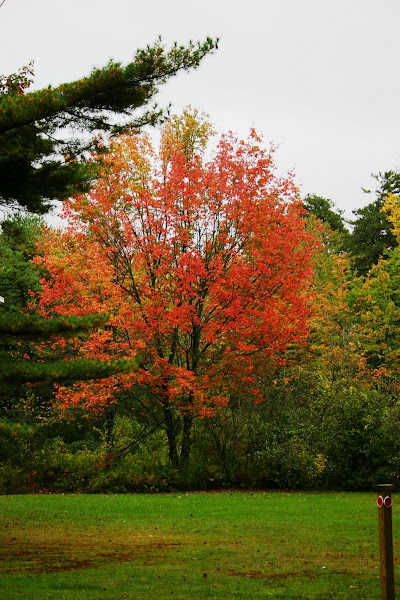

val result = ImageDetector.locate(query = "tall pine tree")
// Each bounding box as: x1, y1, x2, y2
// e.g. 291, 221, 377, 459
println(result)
0, 38, 217, 386
0, 38, 217, 213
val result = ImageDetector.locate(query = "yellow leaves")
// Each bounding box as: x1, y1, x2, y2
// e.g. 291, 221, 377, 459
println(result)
160, 107, 215, 163
382, 193, 400, 241
310, 454, 327, 477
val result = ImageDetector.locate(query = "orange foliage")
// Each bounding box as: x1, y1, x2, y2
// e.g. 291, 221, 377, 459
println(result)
36, 112, 318, 416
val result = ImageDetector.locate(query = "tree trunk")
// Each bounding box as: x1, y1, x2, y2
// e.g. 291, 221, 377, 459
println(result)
104, 404, 117, 450
180, 413, 193, 469
163, 404, 179, 468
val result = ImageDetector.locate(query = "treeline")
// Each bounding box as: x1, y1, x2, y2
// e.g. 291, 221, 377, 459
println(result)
2, 47, 400, 493
2, 132, 400, 493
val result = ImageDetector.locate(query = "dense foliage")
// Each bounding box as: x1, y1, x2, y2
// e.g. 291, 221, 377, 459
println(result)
34, 111, 317, 469
2, 109, 400, 493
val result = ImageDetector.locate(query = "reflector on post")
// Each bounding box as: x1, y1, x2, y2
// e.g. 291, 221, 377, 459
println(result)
384, 496, 392, 509
377, 483, 395, 600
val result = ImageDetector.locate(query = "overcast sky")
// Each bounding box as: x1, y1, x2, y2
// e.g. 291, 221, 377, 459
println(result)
1, 0, 400, 221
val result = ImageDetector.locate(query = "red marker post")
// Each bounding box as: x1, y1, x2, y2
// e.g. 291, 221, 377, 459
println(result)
377, 484, 395, 600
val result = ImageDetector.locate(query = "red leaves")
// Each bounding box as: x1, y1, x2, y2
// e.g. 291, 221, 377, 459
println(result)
37, 112, 318, 414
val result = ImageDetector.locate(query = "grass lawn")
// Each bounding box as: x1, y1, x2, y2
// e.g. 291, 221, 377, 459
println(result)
0, 491, 397, 599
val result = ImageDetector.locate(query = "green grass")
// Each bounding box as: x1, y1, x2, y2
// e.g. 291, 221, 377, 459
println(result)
0, 491, 397, 599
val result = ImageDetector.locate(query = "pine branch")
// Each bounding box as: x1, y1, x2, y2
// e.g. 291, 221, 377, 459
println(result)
0, 356, 138, 383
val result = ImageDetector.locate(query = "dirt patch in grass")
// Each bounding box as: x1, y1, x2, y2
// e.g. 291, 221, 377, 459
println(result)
0, 527, 184, 574
226, 568, 310, 580
227, 569, 267, 579
2, 549, 96, 573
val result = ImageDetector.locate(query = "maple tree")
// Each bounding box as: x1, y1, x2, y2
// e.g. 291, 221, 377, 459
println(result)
310, 255, 360, 385
36, 110, 318, 468
383, 193, 400, 238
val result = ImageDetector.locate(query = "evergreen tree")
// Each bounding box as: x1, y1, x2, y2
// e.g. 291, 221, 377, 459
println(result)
0, 216, 135, 391
303, 194, 348, 235
349, 171, 400, 276
0, 213, 44, 309
0, 38, 217, 213
0, 38, 217, 388
302, 194, 350, 252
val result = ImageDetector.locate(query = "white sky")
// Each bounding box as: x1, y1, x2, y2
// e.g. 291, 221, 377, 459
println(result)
1, 0, 400, 221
